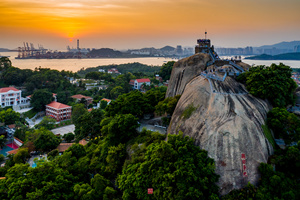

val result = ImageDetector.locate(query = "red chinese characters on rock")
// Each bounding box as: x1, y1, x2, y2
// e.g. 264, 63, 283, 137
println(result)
148, 188, 153, 194
241, 153, 247, 177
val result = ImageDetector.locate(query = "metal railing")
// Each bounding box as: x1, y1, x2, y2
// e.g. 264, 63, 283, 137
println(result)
229, 61, 244, 72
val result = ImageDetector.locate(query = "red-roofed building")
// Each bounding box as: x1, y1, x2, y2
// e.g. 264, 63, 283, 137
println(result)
71, 94, 93, 105
155, 75, 163, 83
129, 79, 135, 86
7, 149, 19, 155
57, 143, 73, 153
0, 87, 29, 107
108, 68, 120, 74
130, 79, 151, 90
101, 98, 111, 104
79, 139, 88, 146
46, 101, 72, 122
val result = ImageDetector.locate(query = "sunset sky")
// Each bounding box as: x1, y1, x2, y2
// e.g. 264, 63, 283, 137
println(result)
1, 0, 300, 50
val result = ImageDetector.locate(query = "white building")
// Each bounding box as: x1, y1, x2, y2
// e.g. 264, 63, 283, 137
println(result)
130, 79, 151, 90
0, 87, 29, 108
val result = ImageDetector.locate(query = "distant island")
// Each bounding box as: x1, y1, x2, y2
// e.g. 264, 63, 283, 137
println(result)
0, 48, 10, 52
245, 52, 300, 60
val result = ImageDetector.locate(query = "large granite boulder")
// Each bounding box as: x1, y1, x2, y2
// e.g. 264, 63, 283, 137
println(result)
165, 53, 210, 98
167, 54, 273, 195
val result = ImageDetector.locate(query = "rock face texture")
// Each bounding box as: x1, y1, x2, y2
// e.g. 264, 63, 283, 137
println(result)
167, 54, 273, 195
165, 53, 211, 98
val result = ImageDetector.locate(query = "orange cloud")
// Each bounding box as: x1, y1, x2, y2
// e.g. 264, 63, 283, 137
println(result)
0, 0, 299, 49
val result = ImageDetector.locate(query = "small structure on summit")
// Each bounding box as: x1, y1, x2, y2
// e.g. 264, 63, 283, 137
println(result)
195, 31, 215, 54
195, 33, 246, 81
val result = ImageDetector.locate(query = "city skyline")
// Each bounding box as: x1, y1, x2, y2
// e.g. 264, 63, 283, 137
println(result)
1, 0, 300, 50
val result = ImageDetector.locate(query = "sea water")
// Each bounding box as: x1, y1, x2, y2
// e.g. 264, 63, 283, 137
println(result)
2, 52, 300, 72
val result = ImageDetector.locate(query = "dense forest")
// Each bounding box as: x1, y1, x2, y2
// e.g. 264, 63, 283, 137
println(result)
77, 62, 162, 77
0, 58, 299, 199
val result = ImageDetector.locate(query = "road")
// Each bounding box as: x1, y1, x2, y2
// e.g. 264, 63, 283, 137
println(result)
51, 124, 75, 136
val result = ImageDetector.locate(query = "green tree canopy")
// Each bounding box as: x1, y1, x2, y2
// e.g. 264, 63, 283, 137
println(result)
255, 163, 300, 200
159, 61, 175, 81
72, 104, 88, 125
34, 128, 61, 152
74, 108, 104, 140
101, 114, 139, 145
110, 86, 124, 99
35, 116, 57, 130
0, 57, 12, 69
270, 141, 300, 179
237, 63, 297, 107
14, 121, 31, 142
267, 107, 300, 144
105, 90, 152, 118
144, 87, 167, 108
155, 95, 181, 116
31, 89, 54, 111
74, 174, 118, 200
0, 108, 20, 125
56, 91, 73, 105
13, 148, 30, 164
4, 162, 76, 200
0, 135, 7, 149
1, 67, 32, 86
63, 132, 75, 143
100, 100, 108, 109
117, 133, 220, 200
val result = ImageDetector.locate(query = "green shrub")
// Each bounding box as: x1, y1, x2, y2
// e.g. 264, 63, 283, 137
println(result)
181, 104, 197, 119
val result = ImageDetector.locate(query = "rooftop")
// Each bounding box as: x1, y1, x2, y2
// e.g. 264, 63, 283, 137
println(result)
79, 139, 88, 146
46, 101, 71, 109
0, 87, 19, 93
101, 98, 111, 103
57, 143, 73, 152
7, 149, 19, 155
27, 93, 57, 99
71, 94, 92, 100
136, 78, 151, 83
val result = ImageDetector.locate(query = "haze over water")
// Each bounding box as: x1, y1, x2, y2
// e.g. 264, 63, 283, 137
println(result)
3, 52, 300, 72
3, 52, 177, 72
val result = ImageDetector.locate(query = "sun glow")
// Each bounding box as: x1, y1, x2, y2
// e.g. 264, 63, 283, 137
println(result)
0, 0, 299, 49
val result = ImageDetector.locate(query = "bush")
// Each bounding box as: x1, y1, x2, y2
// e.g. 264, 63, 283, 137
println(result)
267, 107, 300, 144
63, 132, 75, 143
117, 133, 219, 200
0, 154, 4, 162
237, 63, 297, 107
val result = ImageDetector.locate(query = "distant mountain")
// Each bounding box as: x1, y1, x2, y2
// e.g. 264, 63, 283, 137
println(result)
89, 48, 122, 58
245, 52, 300, 60
160, 46, 175, 51
0, 48, 10, 52
257, 41, 300, 50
